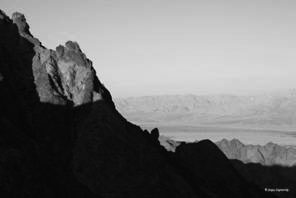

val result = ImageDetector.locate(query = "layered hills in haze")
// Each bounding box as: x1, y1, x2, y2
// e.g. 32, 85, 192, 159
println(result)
115, 93, 296, 130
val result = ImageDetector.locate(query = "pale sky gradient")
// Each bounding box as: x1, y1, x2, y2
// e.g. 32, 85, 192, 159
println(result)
2, 0, 296, 97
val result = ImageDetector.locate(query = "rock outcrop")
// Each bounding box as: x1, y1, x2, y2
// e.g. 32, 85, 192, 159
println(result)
158, 135, 181, 152
0, 10, 274, 198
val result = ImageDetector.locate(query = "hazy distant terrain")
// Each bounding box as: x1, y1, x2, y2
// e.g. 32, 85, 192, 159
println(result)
115, 92, 296, 145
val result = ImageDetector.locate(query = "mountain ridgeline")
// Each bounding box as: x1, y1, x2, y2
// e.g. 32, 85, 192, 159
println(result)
216, 139, 296, 166
0, 10, 276, 198
159, 136, 296, 167
115, 94, 296, 129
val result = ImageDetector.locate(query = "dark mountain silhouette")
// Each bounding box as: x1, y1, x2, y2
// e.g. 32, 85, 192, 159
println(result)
231, 160, 296, 198
0, 10, 275, 198
216, 138, 296, 198
173, 140, 272, 198
159, 136, 295, 198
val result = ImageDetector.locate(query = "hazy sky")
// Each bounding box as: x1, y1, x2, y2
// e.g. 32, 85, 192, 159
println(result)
2, 0, 296, 97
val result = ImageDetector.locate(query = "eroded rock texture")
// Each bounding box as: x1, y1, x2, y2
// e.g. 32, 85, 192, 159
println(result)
0, 10, 274, 198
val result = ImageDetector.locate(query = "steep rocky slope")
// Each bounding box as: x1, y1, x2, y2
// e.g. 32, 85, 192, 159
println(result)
0, 10, 274, 198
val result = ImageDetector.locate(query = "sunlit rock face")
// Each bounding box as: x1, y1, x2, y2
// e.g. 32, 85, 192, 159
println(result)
7, 11, 111, 107
33, 41, 96, 106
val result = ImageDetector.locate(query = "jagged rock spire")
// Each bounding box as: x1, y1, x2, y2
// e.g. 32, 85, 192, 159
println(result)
0, 10, 113, 107
11, 11, 41, 46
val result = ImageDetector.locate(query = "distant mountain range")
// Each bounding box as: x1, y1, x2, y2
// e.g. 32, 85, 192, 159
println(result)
159, 136, 296, 166
115, 93, 296, 130
216, 139, 296, 166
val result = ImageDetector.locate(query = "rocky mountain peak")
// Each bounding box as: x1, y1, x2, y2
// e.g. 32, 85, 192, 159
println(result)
0, 10, 9, 21
11, 11, 40, 46
37, 40, 96, 106
0, 10, 112, 107
12, 12, 29, 34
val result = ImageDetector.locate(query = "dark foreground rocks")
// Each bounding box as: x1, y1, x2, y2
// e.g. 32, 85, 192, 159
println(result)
160, 136, 295, 198
216, 139, 296, 198
0, 10, 274, 198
